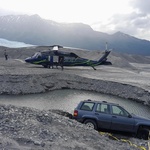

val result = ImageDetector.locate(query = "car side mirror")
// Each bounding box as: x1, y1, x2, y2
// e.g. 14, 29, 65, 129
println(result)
128, 114, 132, 118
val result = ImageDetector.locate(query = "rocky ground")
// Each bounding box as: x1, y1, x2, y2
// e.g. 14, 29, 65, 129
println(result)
0, 104, 148, 150
0, 46, 150, 149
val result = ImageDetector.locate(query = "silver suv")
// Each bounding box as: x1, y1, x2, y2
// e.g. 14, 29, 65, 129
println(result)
73, 99, 150, 140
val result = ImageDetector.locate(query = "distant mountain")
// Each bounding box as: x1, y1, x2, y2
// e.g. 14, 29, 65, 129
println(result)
0, 14, 150, 55
0, 38, 34, 48
109, 32, 150, 56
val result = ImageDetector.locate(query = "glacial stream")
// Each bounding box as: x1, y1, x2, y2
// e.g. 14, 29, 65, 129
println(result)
0, 89, 150, 119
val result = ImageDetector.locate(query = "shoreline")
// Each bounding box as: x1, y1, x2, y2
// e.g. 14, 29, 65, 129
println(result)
0, 72, 150, 107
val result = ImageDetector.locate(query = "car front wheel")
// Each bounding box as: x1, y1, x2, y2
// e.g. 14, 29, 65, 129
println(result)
84, 119, 97, 130
137, 128, 149, 140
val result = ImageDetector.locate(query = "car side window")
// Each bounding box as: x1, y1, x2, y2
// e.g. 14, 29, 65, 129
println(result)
96, 104, 109, 114
80, 102, 94, 111
112, 105, 129, 117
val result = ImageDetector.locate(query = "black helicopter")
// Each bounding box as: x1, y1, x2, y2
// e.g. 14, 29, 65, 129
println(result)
25, 45, 111, 70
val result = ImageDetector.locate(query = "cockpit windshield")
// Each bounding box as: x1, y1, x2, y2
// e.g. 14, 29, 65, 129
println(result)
32, 52, 42, 58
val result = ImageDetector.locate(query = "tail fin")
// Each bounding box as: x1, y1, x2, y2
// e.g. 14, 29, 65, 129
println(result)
98, 50, 111, 63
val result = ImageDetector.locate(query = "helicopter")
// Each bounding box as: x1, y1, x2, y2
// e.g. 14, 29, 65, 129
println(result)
25, 45, 111, 70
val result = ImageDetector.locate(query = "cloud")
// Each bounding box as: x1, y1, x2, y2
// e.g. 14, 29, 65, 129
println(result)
130, 0, 150, 14
111, 12, 150, 39
92, 0, 150, 41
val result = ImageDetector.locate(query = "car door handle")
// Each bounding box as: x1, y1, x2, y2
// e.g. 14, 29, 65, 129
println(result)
112, 116, 117, 118
95, 113, 99, 115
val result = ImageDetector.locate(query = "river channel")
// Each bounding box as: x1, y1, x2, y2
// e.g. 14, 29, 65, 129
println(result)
0, 89, 150, 119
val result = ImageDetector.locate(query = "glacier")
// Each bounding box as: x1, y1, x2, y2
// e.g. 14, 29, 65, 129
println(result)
0, 38, 34, 48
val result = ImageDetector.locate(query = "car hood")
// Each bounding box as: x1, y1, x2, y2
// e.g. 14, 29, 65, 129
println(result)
132, 114, 150, 123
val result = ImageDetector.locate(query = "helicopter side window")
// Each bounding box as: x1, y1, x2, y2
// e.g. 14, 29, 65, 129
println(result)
69, 57, 76, 62
65, 57, 73, 62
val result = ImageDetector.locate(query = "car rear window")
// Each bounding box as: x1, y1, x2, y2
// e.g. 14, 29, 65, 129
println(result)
80, 102, 94, 111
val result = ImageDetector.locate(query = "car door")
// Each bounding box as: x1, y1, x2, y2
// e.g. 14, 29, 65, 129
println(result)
95, 103, 112, 129
110, 105, 135, 132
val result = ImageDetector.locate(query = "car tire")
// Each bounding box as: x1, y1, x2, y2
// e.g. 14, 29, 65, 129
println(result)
84, 119, 98, 130
137, 128, 149, 140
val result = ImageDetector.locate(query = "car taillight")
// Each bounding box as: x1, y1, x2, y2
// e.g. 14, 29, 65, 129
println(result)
73, 110, 78, 117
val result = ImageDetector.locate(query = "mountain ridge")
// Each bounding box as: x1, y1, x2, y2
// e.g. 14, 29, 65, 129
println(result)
0, 14, 150, 55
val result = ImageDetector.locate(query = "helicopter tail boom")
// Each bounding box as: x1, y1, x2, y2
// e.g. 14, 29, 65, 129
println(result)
98, 50, 111, 64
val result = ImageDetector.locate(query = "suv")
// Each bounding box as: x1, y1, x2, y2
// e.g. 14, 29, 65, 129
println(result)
73, 99, 150, 140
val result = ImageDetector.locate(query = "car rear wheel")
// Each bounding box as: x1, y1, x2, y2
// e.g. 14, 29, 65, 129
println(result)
137, 128, 149, 140
84, 119, 97, 130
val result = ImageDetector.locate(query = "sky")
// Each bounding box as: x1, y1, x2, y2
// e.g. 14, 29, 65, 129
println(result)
0, 0, 150, 41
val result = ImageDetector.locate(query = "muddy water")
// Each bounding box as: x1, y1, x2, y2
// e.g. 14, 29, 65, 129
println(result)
0, 89, 150, 119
